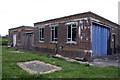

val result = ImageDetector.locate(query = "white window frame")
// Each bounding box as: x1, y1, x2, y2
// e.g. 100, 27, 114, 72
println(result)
67, 23, 77, 43
39, 28, 44, 42
50, 26, 57, 43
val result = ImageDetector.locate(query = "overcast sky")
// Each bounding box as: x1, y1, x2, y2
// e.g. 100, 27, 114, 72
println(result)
0, 0, 119, 36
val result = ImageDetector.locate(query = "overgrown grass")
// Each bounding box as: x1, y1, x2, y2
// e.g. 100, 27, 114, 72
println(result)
2, 47, 120, 78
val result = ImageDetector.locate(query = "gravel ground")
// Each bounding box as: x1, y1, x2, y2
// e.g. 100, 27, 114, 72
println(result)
23, 62, 56, 73
89, 54, 120, 67
17, 61, 61, 74
54, 54, 120, 68
89, 59, 119, 67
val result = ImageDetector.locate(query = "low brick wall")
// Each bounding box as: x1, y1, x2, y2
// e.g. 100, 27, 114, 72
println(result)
33, 46, 92, 61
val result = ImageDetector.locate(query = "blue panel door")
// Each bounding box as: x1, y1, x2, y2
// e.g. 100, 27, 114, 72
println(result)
92, 23, 110, 57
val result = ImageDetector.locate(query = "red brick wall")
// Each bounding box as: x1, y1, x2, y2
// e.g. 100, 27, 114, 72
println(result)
8, 26, 34, 47
34, 19, 92, 60
33, 12, 120, 60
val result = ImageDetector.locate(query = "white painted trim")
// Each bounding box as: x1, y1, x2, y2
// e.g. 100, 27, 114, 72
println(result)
35, 17, 90, 27
84, 50, 92, 53
112, 33, 116, 35
65, 22, 78, 25
23, 32, 33, 34
89, 18, 93, 56
90, 18, 100, 22
78, 20, 82, 40
79, 18, 88, 21
89, 50, 93, 58
66, 41, 77, 44
10, 28, 33, 32
39, 41, 44, 43
90, 17, 118, 29
49, 23, 58, 27
23, 29, 33, 30
35, 17, 119, 29
37, 25, 46, 28
50, 41, 58, 43
11, 29, 19, 32
90, 18, 93, 43
92, 21, 111, 29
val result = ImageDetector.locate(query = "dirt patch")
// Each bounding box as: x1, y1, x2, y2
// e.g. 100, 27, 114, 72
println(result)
17, 60, 61, 74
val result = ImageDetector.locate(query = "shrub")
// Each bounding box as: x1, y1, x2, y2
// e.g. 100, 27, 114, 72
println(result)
0, 39, 8, 45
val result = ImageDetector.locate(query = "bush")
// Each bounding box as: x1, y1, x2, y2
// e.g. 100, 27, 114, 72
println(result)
84, 64, 90, 67
0, 39, 8, 45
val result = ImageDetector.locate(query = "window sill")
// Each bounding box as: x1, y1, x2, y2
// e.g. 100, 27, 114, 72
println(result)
66, 41, 77, 45
39, 41, 44, 43
49, 41, 58, 44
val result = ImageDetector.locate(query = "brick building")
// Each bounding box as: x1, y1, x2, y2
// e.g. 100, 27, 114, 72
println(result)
33, 12, 120, 60
8, 26, 34, 50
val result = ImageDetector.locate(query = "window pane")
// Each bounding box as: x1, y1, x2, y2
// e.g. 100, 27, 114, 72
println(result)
72, 28, 76, 41
55, 38, 57, 41
68, 25, 71, 38
55, 27, 57, 38
39, 30, 41, 41
52, 27, 54, 29
72, 24, 76, 27
42, 28, 44, 38
41, 38, 43, 41
10, 33, 12, 40
68, 39, 71, 41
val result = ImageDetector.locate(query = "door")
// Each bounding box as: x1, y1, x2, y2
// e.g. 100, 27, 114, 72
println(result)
23, 33, 33, 51
92, 23, 110, 57
13, 34, 16, 47
24, 34, 28, 50
28, 34, 34, 50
